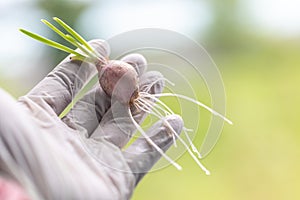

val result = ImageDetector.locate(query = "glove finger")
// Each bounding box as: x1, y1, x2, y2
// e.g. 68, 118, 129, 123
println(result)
121, 53, 147, 76
61, 53, 148, 137
18, 40, 109, 118
90, 71, 165, 147
123, 114, 183, 184
61, 85, 110, 136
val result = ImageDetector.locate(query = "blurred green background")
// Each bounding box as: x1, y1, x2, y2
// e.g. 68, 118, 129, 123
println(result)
1, 0, 300, 199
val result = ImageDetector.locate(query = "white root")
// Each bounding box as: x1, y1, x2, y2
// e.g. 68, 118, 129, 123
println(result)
129, 79, 233, 175
128, 107, 182, 171
134, 95, 210, 174
138, 95, 204, 159
139, 92, 174, 115
164, 121, 210, 175
142, 92, 233, 125
139, 98, 171, 116
135, 98, 177, 147
183, 127, 202, 159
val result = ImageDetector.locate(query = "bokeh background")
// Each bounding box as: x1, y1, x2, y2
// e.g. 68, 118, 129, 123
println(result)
1, 0, 300, 199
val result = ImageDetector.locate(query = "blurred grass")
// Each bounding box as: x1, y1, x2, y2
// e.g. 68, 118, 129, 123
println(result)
0, 77, 29, 98
132, 38, 300, 200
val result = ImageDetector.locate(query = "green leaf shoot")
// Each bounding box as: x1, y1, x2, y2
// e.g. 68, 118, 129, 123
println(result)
19, 28, 87, 59
53, 17, 95, 54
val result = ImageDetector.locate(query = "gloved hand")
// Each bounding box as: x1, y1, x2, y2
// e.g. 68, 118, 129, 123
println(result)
0, 40, 183, 200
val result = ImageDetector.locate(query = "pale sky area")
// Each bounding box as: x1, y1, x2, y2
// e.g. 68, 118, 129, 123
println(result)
78, 0, 210, 39
244, 0, 300, 37
0, 0, 300, 77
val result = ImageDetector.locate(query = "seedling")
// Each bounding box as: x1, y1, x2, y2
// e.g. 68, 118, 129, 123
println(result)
20, 18, 232, 175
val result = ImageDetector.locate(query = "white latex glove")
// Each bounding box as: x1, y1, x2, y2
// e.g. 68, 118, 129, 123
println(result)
0, 40, 183, 200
